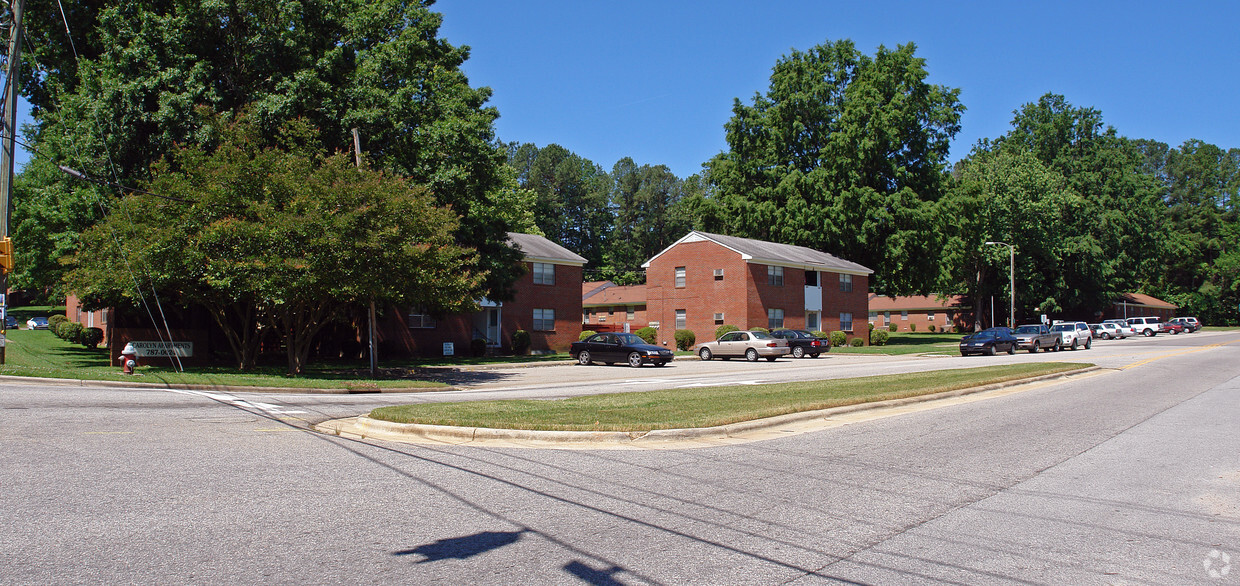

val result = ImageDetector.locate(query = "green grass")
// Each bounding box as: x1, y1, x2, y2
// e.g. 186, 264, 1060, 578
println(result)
370, 362, 1086, 431
829, 331, 965, 355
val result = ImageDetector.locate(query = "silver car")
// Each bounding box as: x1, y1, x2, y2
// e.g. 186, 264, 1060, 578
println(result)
697, 330, 790, 362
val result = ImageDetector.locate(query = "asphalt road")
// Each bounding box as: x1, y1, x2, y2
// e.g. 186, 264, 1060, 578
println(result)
2, 331, 1238, 584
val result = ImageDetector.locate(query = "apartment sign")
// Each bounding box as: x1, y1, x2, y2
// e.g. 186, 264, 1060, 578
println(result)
131, 341, 193, 357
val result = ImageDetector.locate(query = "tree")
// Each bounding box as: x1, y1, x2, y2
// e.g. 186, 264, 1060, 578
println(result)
508, 143, 612, 268
605, 158, 693, 284
64, 118, 480, 375
16, 0, 524, 300
704, 39, 963, 295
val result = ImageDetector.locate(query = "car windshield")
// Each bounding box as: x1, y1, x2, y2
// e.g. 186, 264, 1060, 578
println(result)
750, 331, 773, 339
1050, 324, 1071, 332
614, 333, 645, 346
969, 331, 996, 340
1014, 326, 1041, 334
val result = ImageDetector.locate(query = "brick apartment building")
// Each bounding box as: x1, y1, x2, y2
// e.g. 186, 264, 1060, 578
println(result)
1103, 292, 1178, 322
582, 281, 648, 332
642, 231, 872, 346
868, 294, 972, 332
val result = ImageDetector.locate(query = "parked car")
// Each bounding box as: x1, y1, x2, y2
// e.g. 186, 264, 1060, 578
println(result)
1168, 317, 1200, 332
1101, 319, 1136, 337
697, 330, 790, 362
1012, 324, 1060, 353
770, 329, 830, 358
1050, 321, 1092, 350
1126, 316, 1163, 337
1090, 323, 1126, 339
26, 317, 49, 330
571, 332, 674, 368
959, 329, 1018, 356
1162, 321, 1184, 335
4, 315, 17, 329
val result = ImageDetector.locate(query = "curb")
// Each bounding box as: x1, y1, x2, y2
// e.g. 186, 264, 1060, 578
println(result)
0, 374, 450, 395
329, 365, 1101, 447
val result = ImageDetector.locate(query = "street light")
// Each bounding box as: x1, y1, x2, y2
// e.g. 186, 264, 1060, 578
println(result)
985, 241, 1015, 328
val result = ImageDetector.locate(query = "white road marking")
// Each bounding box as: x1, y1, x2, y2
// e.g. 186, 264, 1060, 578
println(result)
166, 389, 307, 415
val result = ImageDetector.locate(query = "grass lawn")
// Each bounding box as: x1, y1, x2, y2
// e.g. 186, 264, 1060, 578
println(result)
830, 331, 964, 355
370, 362, 1087, 431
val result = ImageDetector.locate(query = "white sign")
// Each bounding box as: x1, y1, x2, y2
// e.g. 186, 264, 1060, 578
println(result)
131, 341, 193, 357
442, 342, 454, 356
0, 334, 5, 348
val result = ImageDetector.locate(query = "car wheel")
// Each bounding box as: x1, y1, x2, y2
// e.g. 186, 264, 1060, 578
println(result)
810, 353, 821, 358
1144, 329, 1155, 337
792, 346, 805, 358
1084, 337, 1091, 350
1070, 339, 1078, 350
576, 350, 592, 366
1007, 343, 1016, 355
766, 356, 778, 362
1053, 341, 1061, 351
960, 351, 969, 356
986, 344, 996, 356
628, 352, 643, 368
698, 348, 713, 361
1029, 342, 1039, 354
1171, 329, 1179, 335
745, 348, 759, 362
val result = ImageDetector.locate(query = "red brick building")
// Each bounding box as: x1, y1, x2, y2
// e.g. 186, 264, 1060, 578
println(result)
868, 294, 973, 333
642, 231, 872, 346
397, 232, 586, 355
582, 281, 648, 333
1104, 293, 1178, 322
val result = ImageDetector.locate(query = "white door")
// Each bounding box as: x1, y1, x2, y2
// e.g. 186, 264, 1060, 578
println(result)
486, 307, 501, 347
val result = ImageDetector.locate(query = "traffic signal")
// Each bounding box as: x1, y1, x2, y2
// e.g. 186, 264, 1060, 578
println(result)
0, 238, 12, 273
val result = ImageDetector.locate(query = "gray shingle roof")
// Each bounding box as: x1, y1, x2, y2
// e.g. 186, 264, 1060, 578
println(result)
646, 231, 872, 274
507, 232, 587, 265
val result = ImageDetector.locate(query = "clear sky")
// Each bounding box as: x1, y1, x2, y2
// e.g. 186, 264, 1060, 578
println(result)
12, 1, 1239, 179
434, 0, 1240, 178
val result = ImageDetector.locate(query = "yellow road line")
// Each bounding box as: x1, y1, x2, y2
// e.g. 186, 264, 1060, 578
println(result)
1117, 339, 1240, 370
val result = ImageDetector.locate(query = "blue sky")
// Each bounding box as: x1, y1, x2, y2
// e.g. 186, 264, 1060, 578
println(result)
434, 0, 1240, 178
13, 1, 1239, 179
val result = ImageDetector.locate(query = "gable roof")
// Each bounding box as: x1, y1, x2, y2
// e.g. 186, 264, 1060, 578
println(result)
869, 294, 969, 312
507, 232, 587, 266
582, 284, 647, 307
1115, 292, 1177, 309
582, 281, 614, 300
642, 230, 872, 275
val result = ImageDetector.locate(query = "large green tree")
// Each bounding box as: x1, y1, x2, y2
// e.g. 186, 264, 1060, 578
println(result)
703, 39, 964, 294
65, 118, 479, 375
16, 0, 523, 300
506, 143, 612, 268
604, 158, 694, 284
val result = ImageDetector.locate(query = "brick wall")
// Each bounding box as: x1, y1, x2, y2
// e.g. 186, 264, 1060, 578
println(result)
821, 273, 870, 342
646, 240, 750, 345
504, 261, 584, 352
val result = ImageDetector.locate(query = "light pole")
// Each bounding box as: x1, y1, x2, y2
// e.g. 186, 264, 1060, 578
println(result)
985, 241, 1015, 327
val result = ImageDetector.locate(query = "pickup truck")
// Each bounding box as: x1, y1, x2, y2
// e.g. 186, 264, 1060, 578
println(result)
1012, 324, 1060, 353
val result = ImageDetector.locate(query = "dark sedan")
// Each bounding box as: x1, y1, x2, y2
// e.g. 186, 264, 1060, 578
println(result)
959, 329, 1018, 356
770, 329, 830, 358
571, 332, 674, 367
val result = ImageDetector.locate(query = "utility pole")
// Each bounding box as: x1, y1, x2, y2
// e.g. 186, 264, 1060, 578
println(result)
352, 128, 377, 377
0, 0, 26, 365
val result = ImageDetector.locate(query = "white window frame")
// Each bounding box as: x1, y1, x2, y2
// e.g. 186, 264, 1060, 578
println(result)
533, 308, 555, 331
768, 308, 785, 330
768, 265, 784, 286
840, 312, 854, 332
674, 309, 686, 329
675, 266, 686, 288
533, 262, 555, 285
839, 273, 853, 292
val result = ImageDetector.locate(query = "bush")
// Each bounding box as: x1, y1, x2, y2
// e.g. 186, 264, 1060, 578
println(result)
714, 324, 739, 339
579, 330, 597, 341
849, 337, 865, 347
870, 329, 890, 346
909, 323, 917, 332
810, 330, 828, 339
469, 338, 488, 357
634, 326, 658, 344
750, 326, 769, 334
829, 331, 847, 347
81, 327, 104, 349
888, 324, 897, 332
928, 324, 936, 333
59, 322, 85, 345
48, 315, 69, 337
511, 330, 531, 355
674, 329, 696, 351
868, 322, 875, 331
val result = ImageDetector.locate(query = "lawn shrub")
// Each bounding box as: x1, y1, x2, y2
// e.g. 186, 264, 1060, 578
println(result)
868, 322, 875, 331
469, 338, 488, 357
928, 324, 936, 332
579, 330, 597, 341
811, 330, 828, 339
849, 337, 865, 347
48, 315, 69, 335
750, 327, 769, 334
910, 323, 917, 332
888, 324, 897, 332
81, 327, 104, 349
870, 329, 890, 346
714, 324, 739, 339
56, 321, 84, 344
829, 330, 847, 346
635, 326, 657, 344
511, 330, 531, 355
674, 329, 696, 350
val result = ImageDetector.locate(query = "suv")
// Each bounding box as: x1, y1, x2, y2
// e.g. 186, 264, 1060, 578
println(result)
1126, 316, 1163, 337
1050, 321, 1092, 350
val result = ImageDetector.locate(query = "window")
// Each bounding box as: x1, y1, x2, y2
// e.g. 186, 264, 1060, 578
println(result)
869, 311, 877, 322
768, 308, 785, 329
805, 271, 818, 287
583, 310, 590, 324
884, 311, 891, 326
627, 308, 635, 321
840, 312, 854, 332
675, 266, 686, 288
532, 262, 555, 285
408, 308, 437, 329
806, 311, 820, 331
675, 309, 686, 329
901, 310, 908, 321
533, 308, 555, 331
768, 265, 784, 286
928, 311, 936, 322
839, 273, 853, 292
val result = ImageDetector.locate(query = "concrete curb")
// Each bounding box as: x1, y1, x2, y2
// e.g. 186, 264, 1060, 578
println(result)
0, 374, 449, 395
331, 365, 1101, 447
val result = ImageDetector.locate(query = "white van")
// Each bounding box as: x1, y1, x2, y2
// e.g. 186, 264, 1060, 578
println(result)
1126, 316, 1163, 337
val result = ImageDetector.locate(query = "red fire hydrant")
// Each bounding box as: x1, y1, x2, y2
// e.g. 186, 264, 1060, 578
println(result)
119, 342, 137, 375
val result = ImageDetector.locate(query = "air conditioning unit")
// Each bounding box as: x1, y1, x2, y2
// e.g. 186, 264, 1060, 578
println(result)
713, 269, 724, 278
714, 312, 725, 321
